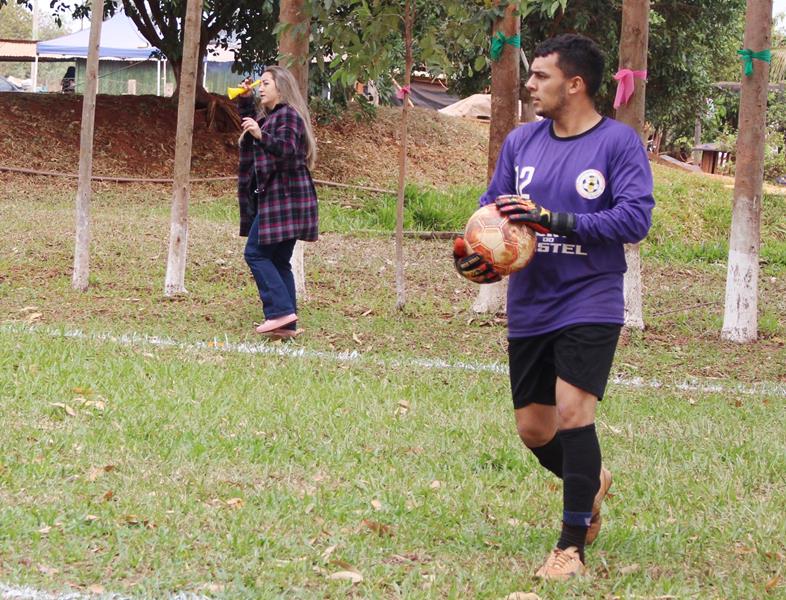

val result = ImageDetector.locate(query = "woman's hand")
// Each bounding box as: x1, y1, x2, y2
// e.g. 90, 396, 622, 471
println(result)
238, 77, 254, 97
241, 117, 262, 140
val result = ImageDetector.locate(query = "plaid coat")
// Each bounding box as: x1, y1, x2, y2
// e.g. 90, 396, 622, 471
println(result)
236, 97, 318, 244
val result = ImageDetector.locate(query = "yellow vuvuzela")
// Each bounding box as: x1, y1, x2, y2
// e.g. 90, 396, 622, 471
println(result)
227, 79, 260, 100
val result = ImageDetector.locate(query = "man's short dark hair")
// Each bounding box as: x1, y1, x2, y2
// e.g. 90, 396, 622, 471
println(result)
533, 34, 605, 97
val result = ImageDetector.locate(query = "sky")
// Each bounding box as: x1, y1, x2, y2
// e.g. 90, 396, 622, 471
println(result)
775, 0, 786, 18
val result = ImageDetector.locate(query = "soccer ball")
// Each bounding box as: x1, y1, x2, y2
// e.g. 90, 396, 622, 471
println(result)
463, 203, 536, 277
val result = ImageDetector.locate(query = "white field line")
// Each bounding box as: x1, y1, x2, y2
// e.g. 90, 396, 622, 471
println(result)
2, 323, 785, 398
0, 583, 207, 600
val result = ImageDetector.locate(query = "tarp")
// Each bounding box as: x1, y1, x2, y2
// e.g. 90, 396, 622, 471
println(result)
438, 94, 492, 119
391, 81, 460, 110
37, 12, 155, 60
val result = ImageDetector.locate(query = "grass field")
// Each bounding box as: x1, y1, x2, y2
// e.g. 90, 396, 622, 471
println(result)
1, 166, 785, 599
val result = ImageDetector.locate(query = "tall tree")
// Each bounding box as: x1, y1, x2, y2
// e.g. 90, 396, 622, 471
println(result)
278, 0, 309, 299
722, 0, 772, 342
394, 0, 413, 309
71, 0, 103, 292
614, 0, 649, 330
474, 0, 520, 315
163, 0, 202, 296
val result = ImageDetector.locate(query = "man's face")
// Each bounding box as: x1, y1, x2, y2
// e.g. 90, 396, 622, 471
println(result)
525, 53, 569, 119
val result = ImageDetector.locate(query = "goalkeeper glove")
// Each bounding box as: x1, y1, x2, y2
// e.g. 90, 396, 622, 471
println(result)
495, 195, 576, 235
453, 237, 501, 284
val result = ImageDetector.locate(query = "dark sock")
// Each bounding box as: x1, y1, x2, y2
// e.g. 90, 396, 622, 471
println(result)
528, 434, 563, 478
556, 424, 602, 561
557, 523, 588, 562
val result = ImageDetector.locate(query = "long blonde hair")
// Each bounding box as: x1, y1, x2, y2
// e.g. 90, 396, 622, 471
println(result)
256, 66, 317, 170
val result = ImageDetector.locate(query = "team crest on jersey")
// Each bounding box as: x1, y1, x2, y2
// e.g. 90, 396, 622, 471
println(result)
575, 169, 606, 200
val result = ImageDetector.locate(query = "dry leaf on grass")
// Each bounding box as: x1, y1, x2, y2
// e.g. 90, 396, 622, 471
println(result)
362, 519, 394, 537
87, 584, 105, 594
225, 497, 244, 508
86, 464, 116, 481
429, 480, 441, 489
37, 565, 59, 575
371, 499, 382, 511
50, 402, 76, 417
321, 544, 337, 561
504, 593, 541, 600
766, 575, 781, 593
328, 570, 363, 583
619, 563, 640, 575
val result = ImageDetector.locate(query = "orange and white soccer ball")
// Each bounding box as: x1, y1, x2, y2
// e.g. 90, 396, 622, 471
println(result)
463, 202, 536, 277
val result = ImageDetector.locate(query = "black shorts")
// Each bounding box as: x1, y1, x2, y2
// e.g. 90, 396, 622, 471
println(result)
508, 324, 621, 409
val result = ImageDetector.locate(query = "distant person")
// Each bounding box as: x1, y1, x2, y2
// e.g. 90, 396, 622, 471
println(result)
61, 66, 76, 94
234, 66, 318, 339
454, 34, 655, 580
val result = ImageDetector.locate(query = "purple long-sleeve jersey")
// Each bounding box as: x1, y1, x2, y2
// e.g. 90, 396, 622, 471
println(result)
480, 117, 655, 337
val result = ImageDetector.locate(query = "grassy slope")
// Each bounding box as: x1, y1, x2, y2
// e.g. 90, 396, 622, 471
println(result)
0, 105, 785, 598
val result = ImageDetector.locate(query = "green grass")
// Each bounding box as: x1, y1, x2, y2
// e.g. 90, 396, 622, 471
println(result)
1, 170, 785, 598
2, 331, 784, 599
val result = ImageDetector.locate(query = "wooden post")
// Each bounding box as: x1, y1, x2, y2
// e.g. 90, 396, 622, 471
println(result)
395, 0, 413, 310
163, 0, 202, 296
71, 0, 103, 291
722, 0, 771, 342
615, 0, 649, 331
692, 117, 702, 164
278, 0, 310, 299
474, 1, 519, 314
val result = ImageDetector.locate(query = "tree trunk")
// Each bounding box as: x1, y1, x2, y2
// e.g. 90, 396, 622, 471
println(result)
71, 0, 104, 292
475, 1, 519, 314
164, 0, 203, 296
615, 0, 649, 330
168, 56, 210, 104
486, 2, 520, 181
722, 0, 771, 343
395, 0, 413, 310
279, 0, 309, 93
278, 0, 309, 299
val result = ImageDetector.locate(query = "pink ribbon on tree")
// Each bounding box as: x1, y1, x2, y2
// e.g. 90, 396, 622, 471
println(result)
612, 69, 647, 109
395, 85, 411, 100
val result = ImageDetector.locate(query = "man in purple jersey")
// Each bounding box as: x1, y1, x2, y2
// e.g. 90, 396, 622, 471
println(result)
454, 34, 654, 580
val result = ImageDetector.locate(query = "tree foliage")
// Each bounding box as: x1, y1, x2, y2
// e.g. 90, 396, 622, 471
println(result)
304, 0, 565, 96
521, 0, 746, 147
0, 1, 64, 39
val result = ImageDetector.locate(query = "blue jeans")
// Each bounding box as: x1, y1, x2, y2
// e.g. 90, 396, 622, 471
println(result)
244, 215, 297, 325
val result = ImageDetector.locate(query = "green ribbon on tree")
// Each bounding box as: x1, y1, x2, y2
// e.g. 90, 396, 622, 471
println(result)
737, 48, 771, 77
490, 31, 521, 61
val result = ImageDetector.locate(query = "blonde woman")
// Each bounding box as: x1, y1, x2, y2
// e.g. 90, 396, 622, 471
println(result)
235, 67, 318, 337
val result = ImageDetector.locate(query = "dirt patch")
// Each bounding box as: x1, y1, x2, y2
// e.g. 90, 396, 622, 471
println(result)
0, 93, 488, 188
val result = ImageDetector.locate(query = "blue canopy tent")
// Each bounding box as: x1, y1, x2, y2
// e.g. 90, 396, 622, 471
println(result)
37, 12, 155, 60
36, 12, 161, 94
35, 12, 236, 95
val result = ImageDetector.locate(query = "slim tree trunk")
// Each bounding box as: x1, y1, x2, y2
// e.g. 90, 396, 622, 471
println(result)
615, 0, 649, 330
475, 1, 519, 314
278, 0, 310, 299
722, 0, 771, 342
71, 0, 104, 291
395, 0, 413, 310
163, 0, 202, 296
